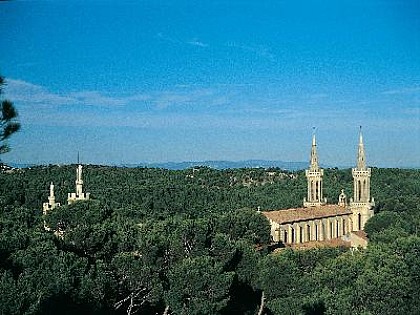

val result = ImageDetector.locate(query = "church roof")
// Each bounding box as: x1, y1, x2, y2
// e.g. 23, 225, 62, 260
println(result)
352, 230, 368, 241
262, 205, 352, 225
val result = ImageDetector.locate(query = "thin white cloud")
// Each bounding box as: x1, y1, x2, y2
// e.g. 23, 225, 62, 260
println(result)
3, 78, 231, 111
401, 107, 420, 116
69, 91, 126, 106
152, 88, 224, 109
157, 33, 208, 48
156, 32, 178, 44
227, 42, 275, 62
382, 87, 420, 95
187, 39, 208, 47
4, 79, 141, 108
4, 79, 74, 105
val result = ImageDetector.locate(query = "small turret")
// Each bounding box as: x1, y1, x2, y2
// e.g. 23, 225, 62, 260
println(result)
338, 189, 347, 207
43, 182, 61, 231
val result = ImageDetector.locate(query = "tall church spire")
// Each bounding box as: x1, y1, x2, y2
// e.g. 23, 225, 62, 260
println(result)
357, 126, 366, 170
304, 128, 326, 207
351, 127, 374, 231
310, 128, 319, 170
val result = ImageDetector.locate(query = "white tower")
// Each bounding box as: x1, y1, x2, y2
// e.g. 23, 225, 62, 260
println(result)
350, 127, 374, 230
68, 165, 90, 204
43, 182, 61, 231
303, 130, 326, 207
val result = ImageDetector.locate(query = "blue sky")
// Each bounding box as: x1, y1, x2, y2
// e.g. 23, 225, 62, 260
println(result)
0, 0, 419, 167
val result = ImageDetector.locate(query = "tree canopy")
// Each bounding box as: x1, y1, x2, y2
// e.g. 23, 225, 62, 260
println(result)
0, 165, 419, 314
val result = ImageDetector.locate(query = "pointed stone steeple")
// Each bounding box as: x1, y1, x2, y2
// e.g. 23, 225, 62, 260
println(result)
310, 130, 319, 171
357, 126, 366, 170
351, 127, 374, 231
304, 128, 326, 207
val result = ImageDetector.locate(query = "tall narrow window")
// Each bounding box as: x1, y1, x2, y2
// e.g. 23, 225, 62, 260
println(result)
330, 222, 333, 239
291, 227, 295, 243
300, 226, 303, 243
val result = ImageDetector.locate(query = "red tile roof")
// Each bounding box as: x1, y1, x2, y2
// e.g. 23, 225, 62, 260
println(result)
262, 205, 352, 225
352, 230, 368, 241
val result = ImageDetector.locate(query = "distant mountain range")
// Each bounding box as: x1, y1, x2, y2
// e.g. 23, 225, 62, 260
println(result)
130, 160, 309, 170
5, 160, 309, 171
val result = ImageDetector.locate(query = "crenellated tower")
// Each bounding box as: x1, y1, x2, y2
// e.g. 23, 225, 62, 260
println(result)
350, 127, 374, 230
303, 130, 326, 207
68, 165, 90, 204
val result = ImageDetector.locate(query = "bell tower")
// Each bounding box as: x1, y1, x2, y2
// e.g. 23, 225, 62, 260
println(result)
350, 127, 374, 230
68, 164, 90, 204
304, 129, 326, 207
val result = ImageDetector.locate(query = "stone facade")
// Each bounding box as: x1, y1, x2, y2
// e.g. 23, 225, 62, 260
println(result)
264, 205, 352, 244
263, 129, 374, 246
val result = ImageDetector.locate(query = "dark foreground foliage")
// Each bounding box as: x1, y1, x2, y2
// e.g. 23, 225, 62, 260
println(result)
0, 165, 419, 314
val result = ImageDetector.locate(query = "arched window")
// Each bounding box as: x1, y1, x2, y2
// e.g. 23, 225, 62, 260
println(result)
358, 213, 362, 230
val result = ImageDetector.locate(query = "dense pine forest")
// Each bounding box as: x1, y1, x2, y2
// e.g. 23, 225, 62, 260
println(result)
0, 165, 419, 315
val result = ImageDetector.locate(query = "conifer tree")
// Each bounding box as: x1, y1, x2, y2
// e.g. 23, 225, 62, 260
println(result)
0, 75, 20, 154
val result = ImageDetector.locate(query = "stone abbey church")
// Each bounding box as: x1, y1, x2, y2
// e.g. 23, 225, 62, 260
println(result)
43, 130, 374, 247
263, 129, 375, 247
